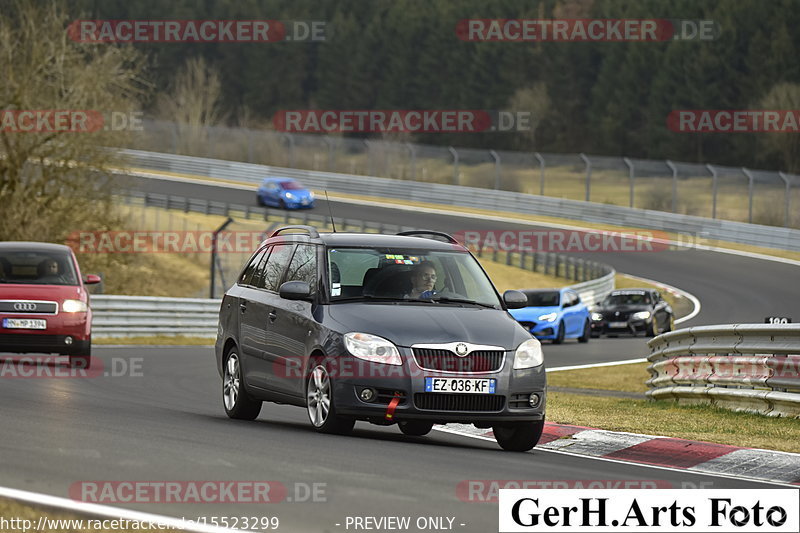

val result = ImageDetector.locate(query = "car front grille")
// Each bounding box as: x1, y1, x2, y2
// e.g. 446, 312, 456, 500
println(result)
414, 393, 505, 412
605, 311, 631, 320
0, 301, 58, 314
412, 348, 504, 372
518, 321, 537, 330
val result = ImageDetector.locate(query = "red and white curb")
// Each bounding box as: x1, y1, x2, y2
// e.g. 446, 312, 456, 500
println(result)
438, 423, 800, 486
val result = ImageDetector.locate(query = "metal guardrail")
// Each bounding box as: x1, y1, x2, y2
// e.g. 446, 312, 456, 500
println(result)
119, 149, 800, 252
647, 324, 800, 417
91, 295, 220, 337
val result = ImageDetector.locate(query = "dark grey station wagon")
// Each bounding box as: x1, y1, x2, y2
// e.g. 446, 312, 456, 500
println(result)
215, 226, 546, 451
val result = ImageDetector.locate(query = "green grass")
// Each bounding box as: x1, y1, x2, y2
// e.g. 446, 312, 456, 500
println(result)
548, 391, 800, 453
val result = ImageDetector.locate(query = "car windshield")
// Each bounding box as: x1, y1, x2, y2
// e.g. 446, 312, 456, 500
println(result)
327, 247, 501, 308
279, 180, 303, 190
603, 292, 651, 306
522, 290, 560, 307
0, 250, 79, 286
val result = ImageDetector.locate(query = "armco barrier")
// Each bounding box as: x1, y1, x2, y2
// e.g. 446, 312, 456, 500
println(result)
90, 275, 615, 338
647, 324, 800, 417
91, 295, 220, 338
119, 149, 800, 252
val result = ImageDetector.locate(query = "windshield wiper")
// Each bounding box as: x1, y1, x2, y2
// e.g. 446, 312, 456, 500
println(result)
430, 297, 497, 309
332, 295, 406, 303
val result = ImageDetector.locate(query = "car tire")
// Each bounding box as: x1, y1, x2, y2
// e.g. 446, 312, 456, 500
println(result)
493, 420, 545, 452
665, 314, 675, 332
552, 321, 565, 344
223, 349, 262, 420
307, 363, 355, 435
647, 318, 660, 337
398, 421, 434, 436
578, 320, 591, 343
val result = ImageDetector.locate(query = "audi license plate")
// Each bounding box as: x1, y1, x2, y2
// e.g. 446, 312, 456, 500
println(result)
425, 377, 496, 394
2, 318, 46, 330
608, 321, 628, 328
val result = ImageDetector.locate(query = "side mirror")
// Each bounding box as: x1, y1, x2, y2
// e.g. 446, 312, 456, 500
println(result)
279, 280, 312, 301
84, 274, 102, 285
503, 290, 528, 309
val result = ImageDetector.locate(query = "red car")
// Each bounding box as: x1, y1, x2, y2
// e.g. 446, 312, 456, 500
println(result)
0, 242, 100, 368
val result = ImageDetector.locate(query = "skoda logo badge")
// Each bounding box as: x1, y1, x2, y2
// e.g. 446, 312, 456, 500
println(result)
455, 343, 469, 357
13, 302, 37, 311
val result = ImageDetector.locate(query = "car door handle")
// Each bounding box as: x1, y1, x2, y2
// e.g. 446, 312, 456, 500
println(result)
268, 311, 277, 322
239, 302, 247, 312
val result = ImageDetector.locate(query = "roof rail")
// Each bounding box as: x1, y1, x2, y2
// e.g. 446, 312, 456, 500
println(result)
396, 230, 459, 244
269, 225, 321, 239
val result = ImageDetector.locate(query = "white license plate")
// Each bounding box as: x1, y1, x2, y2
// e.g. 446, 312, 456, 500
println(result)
608, 321, 628, 328
3, 318, 46, 330
424, 377, 496, 394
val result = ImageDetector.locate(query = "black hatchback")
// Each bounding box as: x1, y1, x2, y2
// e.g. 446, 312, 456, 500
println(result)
215, 226, 547, 451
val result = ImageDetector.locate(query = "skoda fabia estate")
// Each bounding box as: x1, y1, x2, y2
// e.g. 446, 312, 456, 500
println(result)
215, 227, 547, 451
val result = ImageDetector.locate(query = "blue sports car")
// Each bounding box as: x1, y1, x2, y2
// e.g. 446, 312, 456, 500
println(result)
256, 178, 315, 209
509, 288, 592, 344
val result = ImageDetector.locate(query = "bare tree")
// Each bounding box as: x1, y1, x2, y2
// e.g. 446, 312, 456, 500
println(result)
758, 82, 800, 173
507, 83, 551, 150
156, 56, 225, 154
0, 1, 148, 242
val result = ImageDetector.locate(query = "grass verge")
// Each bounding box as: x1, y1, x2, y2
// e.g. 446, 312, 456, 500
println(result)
548, 361, 650, 393
94, 335, 213, 346
547, 391, 800, 453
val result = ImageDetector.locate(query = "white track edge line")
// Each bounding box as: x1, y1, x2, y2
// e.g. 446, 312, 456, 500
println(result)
431, 427, 799, 488
0, 485, 245, 533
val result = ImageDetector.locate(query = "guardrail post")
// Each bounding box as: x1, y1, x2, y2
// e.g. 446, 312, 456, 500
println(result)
534, 152, 545, 196
707, 164, 718, 219
742, 168, 755, 224
210, 217, 234, 299
406, 142, 416, 180
778, 172, 792, 227
490, 150, 501, 190
519, 251, 526, 269
666, 160, 678, 213
506, 251, 514, 266
580, 153, 592, 202
283, 134, 295, 168
205, 200, 210, 216
623, 157, 634, 208
449, 147, 459, 185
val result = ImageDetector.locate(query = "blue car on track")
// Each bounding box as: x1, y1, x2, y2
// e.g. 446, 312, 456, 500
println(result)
256, 177, 315, 209
509, 288, 592, 344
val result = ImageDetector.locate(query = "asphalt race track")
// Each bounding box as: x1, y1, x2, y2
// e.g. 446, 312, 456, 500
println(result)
1, 174, 798, 530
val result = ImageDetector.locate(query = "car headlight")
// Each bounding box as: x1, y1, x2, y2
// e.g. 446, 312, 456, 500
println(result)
591, 312, 603, 321
513, 338, 544, 370
344, 332, 402, 365
62, 299, 88, 313
309, 191, 315, 199
537, 312, 557, 322
284, 192, 296, 200
633, 311, 651, 320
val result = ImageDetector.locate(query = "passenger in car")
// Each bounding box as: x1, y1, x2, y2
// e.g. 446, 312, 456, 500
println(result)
37, 258, 64, 283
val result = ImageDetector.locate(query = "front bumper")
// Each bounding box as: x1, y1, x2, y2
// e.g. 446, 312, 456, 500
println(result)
284, 199, 315, 209
328, 353, 546, 423
0, 312, 91, 355
591, 318, 648, 334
